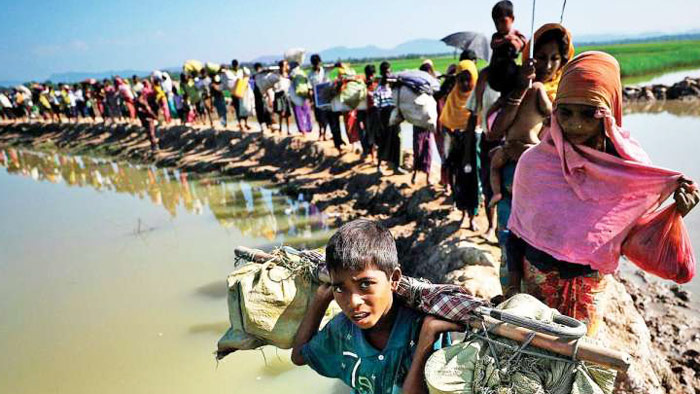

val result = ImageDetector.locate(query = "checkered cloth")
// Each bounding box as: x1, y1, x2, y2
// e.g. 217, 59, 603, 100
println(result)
395, 276, 485, 323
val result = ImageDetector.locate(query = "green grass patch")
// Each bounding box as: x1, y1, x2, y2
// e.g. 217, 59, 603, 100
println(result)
338, 40, 700, 79
578, 40, 700, 77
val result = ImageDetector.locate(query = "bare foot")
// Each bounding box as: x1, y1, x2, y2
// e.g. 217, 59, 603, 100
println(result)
488, 193, 503, 208
469, 217, 480, 233
484, 227, 497, 243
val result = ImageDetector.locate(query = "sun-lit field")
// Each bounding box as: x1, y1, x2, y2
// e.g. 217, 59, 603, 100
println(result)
580, 39, 700, 76
341, 39, 700, 79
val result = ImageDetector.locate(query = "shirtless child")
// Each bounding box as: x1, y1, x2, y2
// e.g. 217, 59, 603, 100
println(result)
489, 28, 572, 207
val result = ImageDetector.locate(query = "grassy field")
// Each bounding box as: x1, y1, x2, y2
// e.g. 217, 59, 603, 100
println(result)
343, 39, 700, 80
580, 40, 700, 77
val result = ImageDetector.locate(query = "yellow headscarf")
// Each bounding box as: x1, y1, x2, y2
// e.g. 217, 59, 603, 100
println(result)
439, 60, 478, 131
522, 23, 575, 102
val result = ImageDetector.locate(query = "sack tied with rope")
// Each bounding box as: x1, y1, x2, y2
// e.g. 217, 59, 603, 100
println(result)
424, 294, 617, 394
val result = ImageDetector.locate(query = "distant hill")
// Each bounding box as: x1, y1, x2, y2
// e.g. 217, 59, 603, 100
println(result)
250, 39, 452, 65
0, 80, 24, 89
320, 39, 451, 62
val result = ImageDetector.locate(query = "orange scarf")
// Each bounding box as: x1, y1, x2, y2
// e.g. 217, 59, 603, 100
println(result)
439, 60, 478, 131
522, 23, 575, 102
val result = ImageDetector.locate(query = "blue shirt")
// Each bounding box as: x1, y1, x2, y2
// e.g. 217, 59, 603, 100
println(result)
302, 304, 446, 394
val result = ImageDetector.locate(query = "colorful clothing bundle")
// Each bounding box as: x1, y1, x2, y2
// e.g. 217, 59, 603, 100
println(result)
395, 276, 484, 322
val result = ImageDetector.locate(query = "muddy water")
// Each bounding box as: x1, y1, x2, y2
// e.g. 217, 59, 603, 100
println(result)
0, 149, 346, 394
622, 67, 700, 86
622, 105, 700, 297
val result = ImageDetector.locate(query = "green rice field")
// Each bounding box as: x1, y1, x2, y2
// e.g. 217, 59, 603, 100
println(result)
343, 39, 700, 81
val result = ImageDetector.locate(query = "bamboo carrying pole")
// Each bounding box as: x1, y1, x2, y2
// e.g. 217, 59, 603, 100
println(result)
472, 316, 631, 373
233, 247, 632, 372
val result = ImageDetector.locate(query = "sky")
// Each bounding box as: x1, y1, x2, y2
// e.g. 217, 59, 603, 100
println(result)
1, 0, 699, 82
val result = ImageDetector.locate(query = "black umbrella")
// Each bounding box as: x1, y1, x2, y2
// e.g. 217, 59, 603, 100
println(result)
440, 31, 491, 62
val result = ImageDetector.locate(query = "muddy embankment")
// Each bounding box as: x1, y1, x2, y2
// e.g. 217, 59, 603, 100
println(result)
0, 121, 698, 393
624, 77, 700, 102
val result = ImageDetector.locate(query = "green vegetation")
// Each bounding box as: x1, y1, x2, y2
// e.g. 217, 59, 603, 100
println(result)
341, 39, 700, 80
579, 40, 700, 77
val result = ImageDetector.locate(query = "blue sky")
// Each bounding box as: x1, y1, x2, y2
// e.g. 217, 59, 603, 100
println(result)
1, 0, 699, 82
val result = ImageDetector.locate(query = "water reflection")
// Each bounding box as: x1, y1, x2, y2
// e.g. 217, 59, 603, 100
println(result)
622, 67, 700, 87
624, 100, 700, 117
0, 148, 331, 248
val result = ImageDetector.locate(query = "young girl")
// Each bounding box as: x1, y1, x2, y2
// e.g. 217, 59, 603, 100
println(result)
488, 23, 574, 207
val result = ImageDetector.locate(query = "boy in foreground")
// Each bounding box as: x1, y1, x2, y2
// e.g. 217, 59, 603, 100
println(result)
291, 219, 461, 394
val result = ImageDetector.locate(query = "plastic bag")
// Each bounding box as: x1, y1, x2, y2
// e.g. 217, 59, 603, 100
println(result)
621, 204, 696, 284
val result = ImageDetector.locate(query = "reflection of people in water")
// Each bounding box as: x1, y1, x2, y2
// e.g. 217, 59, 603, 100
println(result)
1, 148, 331, 245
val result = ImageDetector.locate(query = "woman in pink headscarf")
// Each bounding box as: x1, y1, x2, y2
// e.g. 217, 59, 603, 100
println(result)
505, 52, 699, 335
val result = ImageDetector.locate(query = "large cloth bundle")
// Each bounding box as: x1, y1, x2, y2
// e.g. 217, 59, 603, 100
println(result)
424, 294, 617, 394
389, 85, 438, 130
396, 70, 440, 95
217, 248, 329, 359
205, 62, 221, 76
389, 70, 440, 130
222, 69, 237, 90
330, 76, 367, 112
254, 72, 280, 94
284, 47, 306, 65
291, 68, 311, 99
183, 59, 203, 76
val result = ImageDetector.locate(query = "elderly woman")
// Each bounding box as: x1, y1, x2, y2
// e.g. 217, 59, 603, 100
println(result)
505, 51, 699, 335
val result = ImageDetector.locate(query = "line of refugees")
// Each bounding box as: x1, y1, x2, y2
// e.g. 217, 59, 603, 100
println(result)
288, 1, 699, 394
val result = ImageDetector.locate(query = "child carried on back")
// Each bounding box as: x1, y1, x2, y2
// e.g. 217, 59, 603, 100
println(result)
291, 219, 462, 394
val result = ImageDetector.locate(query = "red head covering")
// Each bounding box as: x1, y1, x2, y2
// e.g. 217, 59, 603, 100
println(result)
555, 51, 622, 127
